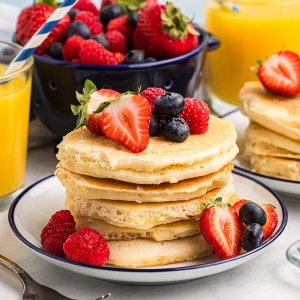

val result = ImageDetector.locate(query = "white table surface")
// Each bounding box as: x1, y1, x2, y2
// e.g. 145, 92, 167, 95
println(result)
1, 142, 300, 300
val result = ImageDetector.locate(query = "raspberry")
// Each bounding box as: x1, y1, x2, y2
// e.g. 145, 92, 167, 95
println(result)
73, 0, 99, 16
74, 11, 103, 35
79, 39, 117, 65
141, 87, 166, 111
40, 210, 76, 257
63, 226, 110, 266
62, 35, 84, 62
179, 98, 210, 134
105, 30, 127, 54
113, 52, 125, 64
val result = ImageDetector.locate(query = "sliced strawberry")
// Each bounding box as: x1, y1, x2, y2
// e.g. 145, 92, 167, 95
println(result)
199, 197, 245, 260
260, 204, 278, 241
232, 199, 251, 214
71, 80, 120, 135
257, 50, 300, 97
99, 92, 151, 153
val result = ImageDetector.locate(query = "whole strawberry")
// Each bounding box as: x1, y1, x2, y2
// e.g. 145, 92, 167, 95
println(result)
179, 98, 210, 134
73, 0, 99, 16
71, 79, 120, 135
16, 0, 71, 55
40, 210, 76, 257
133, 2, 199, 60
63, 226, 110, 266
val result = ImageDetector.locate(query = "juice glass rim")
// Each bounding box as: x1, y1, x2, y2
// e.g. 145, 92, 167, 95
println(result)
0, 40, 34, 81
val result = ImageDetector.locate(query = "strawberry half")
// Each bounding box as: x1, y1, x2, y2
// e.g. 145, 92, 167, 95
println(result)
71, 80, 120, 135
199, 197, 245, 260
98, 92, 151, 153
232, 199, 250, 214
257, 50, 300, 97
261, 204, 278, 241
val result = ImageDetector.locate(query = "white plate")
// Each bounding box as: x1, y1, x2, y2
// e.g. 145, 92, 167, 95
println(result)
222, 110, 300, 196
8, 172, 287, 285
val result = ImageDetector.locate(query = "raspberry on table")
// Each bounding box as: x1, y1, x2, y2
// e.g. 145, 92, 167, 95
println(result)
179, 98, 210, 134
62, 35, 84, 62
63, 226, 110, 266
141, 87, 166, 111
40, 210, 76, 257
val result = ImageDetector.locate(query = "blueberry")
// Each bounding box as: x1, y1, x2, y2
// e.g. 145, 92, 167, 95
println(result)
154, 92, 185, 115
239, 202, 267, 226
124, 50, 145, 64
241, 223, 264, 251
127, 11, 140, 28
91, 33, 109, 49
68, 9, 80, 21
161, 116, 190, 142
149, 111, 161, 136
65, 21, 91, 40
48, 42, 63, 60
100, 4, 123, 25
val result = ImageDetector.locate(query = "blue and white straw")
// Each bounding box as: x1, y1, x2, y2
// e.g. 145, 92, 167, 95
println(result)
4, 0, 79, 75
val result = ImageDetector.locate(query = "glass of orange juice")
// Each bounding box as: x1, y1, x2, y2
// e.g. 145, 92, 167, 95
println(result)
204, 0, 300, 115
0, 41, 34, 211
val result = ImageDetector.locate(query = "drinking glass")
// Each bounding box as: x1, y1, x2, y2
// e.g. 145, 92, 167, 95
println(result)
204, 0, 300, 115
0, 41, 34, 211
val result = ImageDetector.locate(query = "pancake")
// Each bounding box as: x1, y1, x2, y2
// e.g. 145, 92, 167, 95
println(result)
65, 181, 235, 230
55, 162, 233, 202
239, 81, 300, 141
106, 234, 213, 268
56, 116, 238, 185
244, 122, 300, 159
245, 153, 300, 181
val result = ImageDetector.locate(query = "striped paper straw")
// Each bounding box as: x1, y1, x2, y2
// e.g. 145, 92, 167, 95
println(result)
4, 0, 79, 75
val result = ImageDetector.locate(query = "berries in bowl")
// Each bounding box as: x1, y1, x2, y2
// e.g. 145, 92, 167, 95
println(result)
15, 0, 219, 137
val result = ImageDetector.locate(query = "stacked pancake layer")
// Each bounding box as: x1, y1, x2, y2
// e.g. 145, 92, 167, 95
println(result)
56, 116, 239, 268
239, 81, 300, 180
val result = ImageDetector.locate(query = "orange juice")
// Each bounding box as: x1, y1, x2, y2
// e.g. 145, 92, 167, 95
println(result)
204, 0, 300, 111
0, 61, 32, 201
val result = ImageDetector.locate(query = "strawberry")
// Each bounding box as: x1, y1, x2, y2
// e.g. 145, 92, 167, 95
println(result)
261, 204, 278, 241
141, 87, 166, 111
74, 10, 103, 35
232, 199, 250, 214
105, 30, 127, 54
79, 39, 118, 65
199, 197, 245, 260
16, 1, 71, 55
179, 98, 210, 134
106, 15, 135, 47
98, 91, 151, 153
62, 35, 84, 62
73, 0, 99, 16
133, 2, 199, 60
256, 50, 300, 97
71, 80, 120, 135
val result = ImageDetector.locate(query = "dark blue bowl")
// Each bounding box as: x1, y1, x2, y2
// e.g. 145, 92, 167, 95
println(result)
30, 28, 219, 137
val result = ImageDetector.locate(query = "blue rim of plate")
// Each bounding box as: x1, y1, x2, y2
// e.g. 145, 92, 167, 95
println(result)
222, 109, 300, 185
8, 170, 288, 274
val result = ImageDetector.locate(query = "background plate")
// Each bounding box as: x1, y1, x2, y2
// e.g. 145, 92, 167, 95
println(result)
8, 172, 287, 285
222, 110, 300, 196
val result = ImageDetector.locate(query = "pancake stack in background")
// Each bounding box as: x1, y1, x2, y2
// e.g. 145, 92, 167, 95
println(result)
55, 115, 239, 268
239, 81, 300, 180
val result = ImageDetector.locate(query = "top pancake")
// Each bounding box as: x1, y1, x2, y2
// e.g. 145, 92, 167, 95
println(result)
56, 116, 238, 184
239, 81, 300, 141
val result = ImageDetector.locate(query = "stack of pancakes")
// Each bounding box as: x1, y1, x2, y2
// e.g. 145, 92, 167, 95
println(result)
55, 115, 239, 268
239, 81, 300, 180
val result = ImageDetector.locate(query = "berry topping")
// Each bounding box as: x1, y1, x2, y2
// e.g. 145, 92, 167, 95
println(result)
63, 226, 110, 266
154, 92, 185, 115
261, 204, 278, 241
99, 91, 151, 153
179, 98, 210, 134
199, 197, 245, 260
160, 115, 190, 143
256, 50, 300, 97
124, 49, 145, 64
241, 223, 264, 251
65, 20, 91, 40
40, 210, 76, 257
140, 87, 166, 111
149, 111, 162, 136
71, 80, 120, 135
239, 202, 267, 226
232, 199, 250, 214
